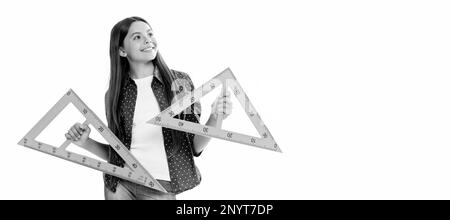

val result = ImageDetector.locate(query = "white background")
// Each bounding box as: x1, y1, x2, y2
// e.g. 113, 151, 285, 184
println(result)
1, 0, 450, 200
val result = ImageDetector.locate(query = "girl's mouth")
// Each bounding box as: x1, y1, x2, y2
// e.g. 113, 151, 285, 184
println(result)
141, 44, 156, 52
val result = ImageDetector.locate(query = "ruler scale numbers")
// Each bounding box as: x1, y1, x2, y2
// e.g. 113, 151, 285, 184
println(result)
148, 68, 281, 152
18, 89, 167, 192
17, 67, 280, 195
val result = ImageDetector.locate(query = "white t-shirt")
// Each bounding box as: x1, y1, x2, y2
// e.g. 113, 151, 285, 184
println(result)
130, 75, 171, 181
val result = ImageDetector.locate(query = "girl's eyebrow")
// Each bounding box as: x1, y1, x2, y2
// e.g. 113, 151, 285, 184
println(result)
130, 30, 152, 36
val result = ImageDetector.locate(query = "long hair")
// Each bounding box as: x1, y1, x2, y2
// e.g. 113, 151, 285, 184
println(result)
107, 16, 180, 139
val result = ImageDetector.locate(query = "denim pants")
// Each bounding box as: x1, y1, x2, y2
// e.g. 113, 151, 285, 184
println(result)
104, 179, 176, 200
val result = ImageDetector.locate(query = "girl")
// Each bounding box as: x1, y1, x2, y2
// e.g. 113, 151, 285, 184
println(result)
65, 16, 232, 200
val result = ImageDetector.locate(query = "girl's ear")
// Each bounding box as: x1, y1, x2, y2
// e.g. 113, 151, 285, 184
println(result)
119, 48, 127, 57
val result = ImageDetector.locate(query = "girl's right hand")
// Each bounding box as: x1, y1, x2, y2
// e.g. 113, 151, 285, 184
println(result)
65, 123, 91, 147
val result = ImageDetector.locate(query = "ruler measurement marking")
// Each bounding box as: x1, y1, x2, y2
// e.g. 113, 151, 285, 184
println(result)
18, 90, 167, 192
148, 68, 280, 152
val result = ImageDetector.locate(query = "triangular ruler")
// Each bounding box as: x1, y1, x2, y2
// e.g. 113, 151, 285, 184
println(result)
147, 68, 281, 152
17, 89, 167, 193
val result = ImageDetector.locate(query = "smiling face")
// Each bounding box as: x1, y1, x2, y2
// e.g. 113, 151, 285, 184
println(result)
120, 21, 158, 62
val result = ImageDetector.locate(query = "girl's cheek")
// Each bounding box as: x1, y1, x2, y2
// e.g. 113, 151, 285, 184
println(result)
133, 44, 141, 52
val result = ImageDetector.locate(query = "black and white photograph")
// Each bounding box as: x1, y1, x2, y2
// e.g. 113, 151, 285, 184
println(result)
1, 0, 450, 205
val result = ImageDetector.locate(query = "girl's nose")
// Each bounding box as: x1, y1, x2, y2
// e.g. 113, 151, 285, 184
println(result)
144, 36, 152, 45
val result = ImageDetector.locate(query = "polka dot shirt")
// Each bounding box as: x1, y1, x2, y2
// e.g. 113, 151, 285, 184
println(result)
104, 68, 203, 194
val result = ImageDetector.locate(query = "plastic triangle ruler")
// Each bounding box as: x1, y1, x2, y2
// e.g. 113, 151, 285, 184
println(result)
147, 68, 281, 152
17, 89, 167, 193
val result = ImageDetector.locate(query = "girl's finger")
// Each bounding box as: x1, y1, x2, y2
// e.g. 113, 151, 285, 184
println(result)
215, 96, 224, 102
65, 133, 72, 140
215, 100, 231, 109
81, 124, 89, 131
68, 130, 78, 140
215, 103, 225, 110
220, 106, 232, 113
221, 110, 231, 117
216, 99, 227, 106
219, 92, 230, 100
75, 125, 84, 134
218, 102, 232, 108
220, 91, 229, 97
75, 123, 84, 130
218, 97, 230, 104
74, 123, 82, 131
222, 95, 231, 102
71, 126, 81, 136
70, 127, 80, 138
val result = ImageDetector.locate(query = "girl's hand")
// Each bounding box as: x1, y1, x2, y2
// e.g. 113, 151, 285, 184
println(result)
211, 91, 233, 120
64, 123, 91, 147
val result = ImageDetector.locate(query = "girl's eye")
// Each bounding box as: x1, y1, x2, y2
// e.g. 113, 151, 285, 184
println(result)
133, 35, 141, 40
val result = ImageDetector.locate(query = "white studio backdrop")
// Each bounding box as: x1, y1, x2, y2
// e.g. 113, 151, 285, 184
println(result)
1, 0, 450, 200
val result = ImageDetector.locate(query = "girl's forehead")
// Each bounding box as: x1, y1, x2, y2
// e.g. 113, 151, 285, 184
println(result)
128, 21, 152, 33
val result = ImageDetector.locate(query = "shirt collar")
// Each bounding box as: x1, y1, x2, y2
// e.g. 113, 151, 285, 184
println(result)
153, 65, 163, 83
124, 65, 163, 86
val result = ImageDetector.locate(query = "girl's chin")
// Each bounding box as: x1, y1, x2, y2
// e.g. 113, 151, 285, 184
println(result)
143, 51, 157, 60
137, 55, 157, 62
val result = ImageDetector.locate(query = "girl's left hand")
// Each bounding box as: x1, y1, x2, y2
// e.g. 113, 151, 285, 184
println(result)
211, 91, 233, 120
